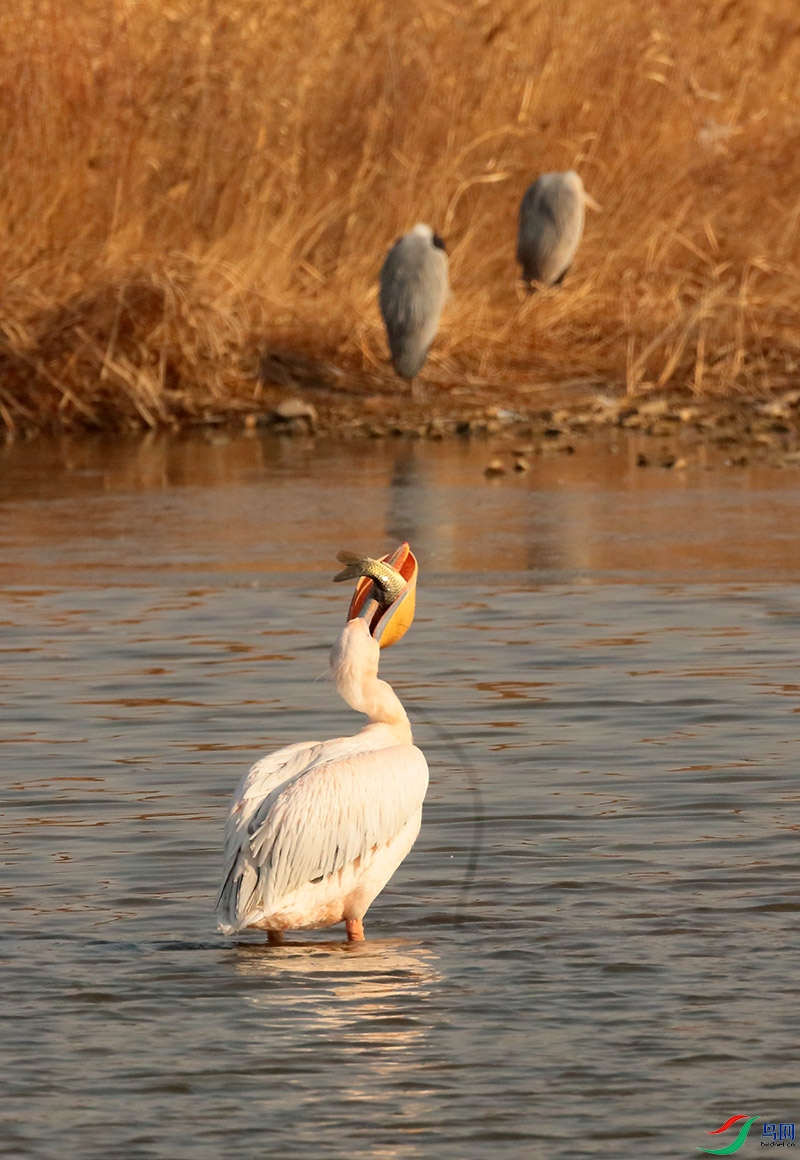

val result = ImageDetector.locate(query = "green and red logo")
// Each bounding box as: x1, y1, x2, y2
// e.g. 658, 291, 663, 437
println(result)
698, 1115, 796, 1153
698, 1116, 760, 1154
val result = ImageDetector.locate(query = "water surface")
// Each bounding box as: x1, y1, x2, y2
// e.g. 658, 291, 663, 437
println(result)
1, 432, 798, 1158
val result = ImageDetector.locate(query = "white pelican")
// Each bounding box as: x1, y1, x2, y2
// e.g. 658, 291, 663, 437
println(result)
516, 170, 600, 289
379, 223, 449, 396
217, 544, 428, 944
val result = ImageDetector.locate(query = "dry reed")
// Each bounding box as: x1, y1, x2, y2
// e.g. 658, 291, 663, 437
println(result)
0, 0, 798, 431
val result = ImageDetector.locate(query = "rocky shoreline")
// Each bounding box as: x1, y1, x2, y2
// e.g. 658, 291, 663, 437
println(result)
8, 375, 800, 473
244, 381, 800, 471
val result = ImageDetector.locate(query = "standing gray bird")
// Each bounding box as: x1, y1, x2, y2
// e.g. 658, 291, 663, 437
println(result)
379, 223, 448, 394
516, 170, 600, 290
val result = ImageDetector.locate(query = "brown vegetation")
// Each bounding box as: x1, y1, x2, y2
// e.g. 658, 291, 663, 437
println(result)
0, 0, 798, 433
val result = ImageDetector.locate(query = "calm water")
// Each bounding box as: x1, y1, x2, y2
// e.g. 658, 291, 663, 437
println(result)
1, 431, 799, 1159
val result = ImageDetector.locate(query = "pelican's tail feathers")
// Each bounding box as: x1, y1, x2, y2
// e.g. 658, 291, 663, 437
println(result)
216, 853, 262, 934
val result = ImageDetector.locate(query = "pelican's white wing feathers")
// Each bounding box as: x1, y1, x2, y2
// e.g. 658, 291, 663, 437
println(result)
217, 732, 428, 930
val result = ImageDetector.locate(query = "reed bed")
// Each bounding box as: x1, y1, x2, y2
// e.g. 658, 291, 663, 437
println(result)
0, 0, 798, 431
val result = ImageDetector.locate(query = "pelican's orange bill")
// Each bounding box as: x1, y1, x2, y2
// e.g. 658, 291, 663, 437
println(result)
348, 542, 418, 648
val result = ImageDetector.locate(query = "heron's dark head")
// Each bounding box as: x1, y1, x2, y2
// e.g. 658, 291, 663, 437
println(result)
432, 233, 447, 253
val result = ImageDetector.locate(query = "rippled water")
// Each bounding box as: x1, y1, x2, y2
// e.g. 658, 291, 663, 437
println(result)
2, 431, 799, 1158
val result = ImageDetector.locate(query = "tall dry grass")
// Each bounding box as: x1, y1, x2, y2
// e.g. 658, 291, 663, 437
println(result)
0, 0, 798, 430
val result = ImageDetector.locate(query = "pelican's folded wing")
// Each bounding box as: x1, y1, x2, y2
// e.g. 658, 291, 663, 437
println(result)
222, 743, 429, 928
216, 739, 324, 927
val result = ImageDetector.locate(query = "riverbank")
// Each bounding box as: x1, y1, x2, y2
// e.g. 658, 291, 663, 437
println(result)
1, 0, 798, 440
8, 367, 800, 473
238, 377, 800, 471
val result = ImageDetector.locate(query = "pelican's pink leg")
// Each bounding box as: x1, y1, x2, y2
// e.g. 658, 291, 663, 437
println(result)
346, 918, 365, 942
267, 929, 284, 946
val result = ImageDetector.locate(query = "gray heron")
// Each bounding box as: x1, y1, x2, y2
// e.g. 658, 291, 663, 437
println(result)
516, 170, 600, 290
379, 223, 448, 395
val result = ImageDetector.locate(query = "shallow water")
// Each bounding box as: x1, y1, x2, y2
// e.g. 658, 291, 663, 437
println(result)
1, 431, 799, 1159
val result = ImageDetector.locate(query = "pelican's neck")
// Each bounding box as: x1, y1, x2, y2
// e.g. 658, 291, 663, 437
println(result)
330, 618, 413, 744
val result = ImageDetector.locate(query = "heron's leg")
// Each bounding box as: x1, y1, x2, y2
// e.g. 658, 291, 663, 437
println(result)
267, 929, 284, 946
346, 918, 365, 942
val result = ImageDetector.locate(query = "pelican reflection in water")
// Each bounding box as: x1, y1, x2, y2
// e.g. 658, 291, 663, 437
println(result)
217, 544, 428, 944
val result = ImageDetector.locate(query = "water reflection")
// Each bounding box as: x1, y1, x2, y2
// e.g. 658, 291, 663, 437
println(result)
233, 938, 440, 1034
3, 429, 800, 585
